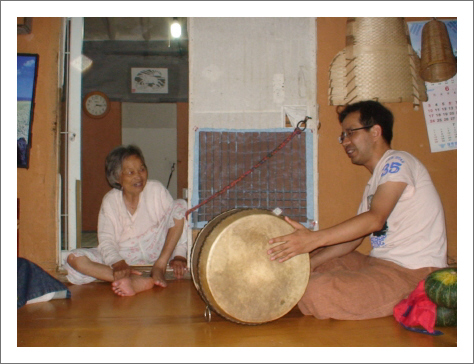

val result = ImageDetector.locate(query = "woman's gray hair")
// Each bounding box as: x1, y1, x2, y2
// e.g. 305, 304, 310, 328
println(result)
105, 145, 147, 189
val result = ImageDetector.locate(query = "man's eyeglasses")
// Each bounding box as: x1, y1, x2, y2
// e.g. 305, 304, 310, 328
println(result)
338, 125, 374, 144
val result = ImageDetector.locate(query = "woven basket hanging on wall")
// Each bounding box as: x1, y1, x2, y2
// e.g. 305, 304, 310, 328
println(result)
420, 18, 457, 83
329, 17, 427, 109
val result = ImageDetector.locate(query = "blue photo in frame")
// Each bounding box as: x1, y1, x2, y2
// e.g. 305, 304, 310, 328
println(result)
17, 53, 39, 169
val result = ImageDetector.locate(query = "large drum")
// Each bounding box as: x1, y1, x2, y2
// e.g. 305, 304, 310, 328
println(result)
191, 208, 310, 325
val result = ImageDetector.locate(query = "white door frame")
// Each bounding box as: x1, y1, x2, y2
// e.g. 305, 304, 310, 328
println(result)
59, 17, 83, 266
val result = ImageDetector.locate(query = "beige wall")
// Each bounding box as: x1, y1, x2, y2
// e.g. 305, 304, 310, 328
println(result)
317, 18, 457, 261
177, 103, 189, 200
17, 18, 63, 274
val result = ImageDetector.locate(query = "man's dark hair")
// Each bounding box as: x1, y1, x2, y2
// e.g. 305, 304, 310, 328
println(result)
338, 100, 394, 145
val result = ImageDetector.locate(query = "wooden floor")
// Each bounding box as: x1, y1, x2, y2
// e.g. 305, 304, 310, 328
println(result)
17, 277, 457, 349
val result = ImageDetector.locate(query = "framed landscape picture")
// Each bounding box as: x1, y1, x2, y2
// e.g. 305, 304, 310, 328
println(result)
17, 53, 39, 169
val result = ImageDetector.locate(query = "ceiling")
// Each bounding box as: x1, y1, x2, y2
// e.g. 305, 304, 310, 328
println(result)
81, 17, 189, 102
84, 17, 188, 41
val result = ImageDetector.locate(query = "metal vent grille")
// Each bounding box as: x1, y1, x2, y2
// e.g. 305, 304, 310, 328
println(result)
191, 129, 313, 227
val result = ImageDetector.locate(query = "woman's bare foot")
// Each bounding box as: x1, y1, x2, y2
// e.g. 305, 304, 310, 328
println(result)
111, 275, 154, 296
151, 265, 167, 288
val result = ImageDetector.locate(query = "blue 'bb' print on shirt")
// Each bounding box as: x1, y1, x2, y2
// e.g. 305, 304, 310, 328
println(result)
371, 221, 388, 248
371, 235, 386, 248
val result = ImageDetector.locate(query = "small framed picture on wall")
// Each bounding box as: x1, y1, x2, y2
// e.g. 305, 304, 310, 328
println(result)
17, 53, 39, 169
131, 67, 169, 94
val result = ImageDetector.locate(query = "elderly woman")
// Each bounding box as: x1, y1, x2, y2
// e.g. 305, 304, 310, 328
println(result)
65, 145, 188, 296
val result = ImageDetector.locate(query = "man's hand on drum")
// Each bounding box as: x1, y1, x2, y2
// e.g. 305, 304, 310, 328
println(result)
169, 256, 188, 279
268, 216, 320, 263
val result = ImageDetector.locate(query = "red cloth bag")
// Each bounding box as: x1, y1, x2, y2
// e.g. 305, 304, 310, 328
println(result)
393, 280, 441, 335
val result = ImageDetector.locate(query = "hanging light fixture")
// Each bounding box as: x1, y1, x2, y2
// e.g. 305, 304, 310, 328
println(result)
170, 17, 181, 38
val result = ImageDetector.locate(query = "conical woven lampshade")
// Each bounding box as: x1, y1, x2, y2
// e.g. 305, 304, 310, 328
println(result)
328, 17, 427, 108
420, 19, 457, 83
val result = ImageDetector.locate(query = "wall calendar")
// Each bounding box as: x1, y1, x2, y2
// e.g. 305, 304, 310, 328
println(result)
422, 76, 457, 153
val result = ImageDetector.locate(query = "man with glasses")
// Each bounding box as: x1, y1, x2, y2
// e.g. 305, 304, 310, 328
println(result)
268, 100, 448, 320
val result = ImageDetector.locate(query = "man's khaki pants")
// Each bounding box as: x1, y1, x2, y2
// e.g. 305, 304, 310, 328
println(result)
298, 251, 437, 320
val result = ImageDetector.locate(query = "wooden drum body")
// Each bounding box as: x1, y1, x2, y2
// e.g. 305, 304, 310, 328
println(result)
191, 209, 310, 324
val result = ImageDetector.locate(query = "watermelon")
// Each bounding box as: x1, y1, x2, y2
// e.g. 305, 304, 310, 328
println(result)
425, 268, 457, 308
436, 306, 457, 327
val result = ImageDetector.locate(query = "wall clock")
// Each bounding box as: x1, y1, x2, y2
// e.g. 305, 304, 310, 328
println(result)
83, 91, 111, 119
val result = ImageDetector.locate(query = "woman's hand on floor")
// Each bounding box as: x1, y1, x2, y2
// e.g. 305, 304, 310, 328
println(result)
169, 256, 187, 279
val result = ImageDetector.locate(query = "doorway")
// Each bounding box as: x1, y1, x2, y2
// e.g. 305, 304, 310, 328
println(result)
80, 102, 185, 247
60, 17, 189, 256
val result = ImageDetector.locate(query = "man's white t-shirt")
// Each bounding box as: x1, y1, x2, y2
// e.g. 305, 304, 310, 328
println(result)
357, 150, 447, 269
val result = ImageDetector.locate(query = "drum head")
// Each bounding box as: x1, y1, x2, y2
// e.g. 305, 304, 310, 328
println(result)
195, 209, 310, 324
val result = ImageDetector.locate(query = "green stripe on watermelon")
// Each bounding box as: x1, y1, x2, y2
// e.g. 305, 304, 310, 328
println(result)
425, 268, 457, 308
436, 306, 457, 327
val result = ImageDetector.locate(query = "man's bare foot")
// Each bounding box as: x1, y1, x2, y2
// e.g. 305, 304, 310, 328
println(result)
151, 265, 167, 288
111, 275, 154, 296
